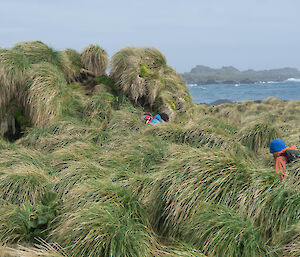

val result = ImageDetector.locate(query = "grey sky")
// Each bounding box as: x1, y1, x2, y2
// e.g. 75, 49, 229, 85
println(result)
0, 0, 299, 73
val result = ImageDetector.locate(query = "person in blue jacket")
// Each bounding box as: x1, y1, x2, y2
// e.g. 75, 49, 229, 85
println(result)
150, 112, 169, 124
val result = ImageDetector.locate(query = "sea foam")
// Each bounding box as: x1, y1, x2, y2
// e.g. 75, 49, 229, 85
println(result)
286, 78, 300, 82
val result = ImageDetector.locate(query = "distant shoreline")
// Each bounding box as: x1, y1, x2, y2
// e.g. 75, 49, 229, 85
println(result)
186, 78, 300, 86
182, 65, 300, 85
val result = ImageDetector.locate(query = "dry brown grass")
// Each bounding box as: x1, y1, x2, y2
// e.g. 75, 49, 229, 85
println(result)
80, 44, 108, 77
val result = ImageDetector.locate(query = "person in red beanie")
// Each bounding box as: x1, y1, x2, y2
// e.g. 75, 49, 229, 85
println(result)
270, 138, 299, 179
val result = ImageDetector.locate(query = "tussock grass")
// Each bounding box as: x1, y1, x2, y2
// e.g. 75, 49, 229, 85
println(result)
19, 118, 106, 152
147, 145, 253, 237
149, 240, 205, 256
98, 135, 168, 174
0, 49, 30, 119
80, 44, 108, 77
239, 119, 282, 152
13, 41, 61, 65
0, 136, 12, 150
150, 123, 244, 155
0, 147, 49, 169
286, 160, 300, 188
2, 240, 67, 257
51, 200, 153, 257
110, 47, 190, 115
53, 160, 106, 198
235, 168, 300, 247
110, 47, 159, 105
214, 104, 243, 124
0, 199, 59, 244
49, 141, 102, 169
64, 179, 148, 217
102, 107, 144, 149
196, 116, 239, 135
24, 63, 68, 127
83, 93, 114, 128
0, 41, 299, 256
60, 49, 82, 83
183, 203, 272, 257
278, 223, 300, 257
13, 41, 82, 83
261, 96, 285, 105
0, 164, 50, 204
255, 185, 300, 240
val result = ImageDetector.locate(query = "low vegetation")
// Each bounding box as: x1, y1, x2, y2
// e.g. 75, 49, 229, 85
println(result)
0, 41, 299, 256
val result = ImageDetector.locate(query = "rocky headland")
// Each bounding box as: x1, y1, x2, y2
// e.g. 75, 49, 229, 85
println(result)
181, 65, 300, 85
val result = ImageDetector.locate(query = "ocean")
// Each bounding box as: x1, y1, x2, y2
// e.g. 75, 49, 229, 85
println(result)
187, 79, 300, 104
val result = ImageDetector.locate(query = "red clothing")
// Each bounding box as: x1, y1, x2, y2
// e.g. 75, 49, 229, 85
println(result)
273, 145, 298, 179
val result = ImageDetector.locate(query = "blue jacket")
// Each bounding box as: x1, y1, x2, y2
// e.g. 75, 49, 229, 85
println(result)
150, 114, 162, 124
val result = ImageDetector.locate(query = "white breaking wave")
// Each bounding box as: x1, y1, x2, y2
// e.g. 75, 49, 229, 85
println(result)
286, 78, 300, 82
187, 84, 207, 89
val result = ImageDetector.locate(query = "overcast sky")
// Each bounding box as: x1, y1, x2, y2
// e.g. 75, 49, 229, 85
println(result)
0, 0, 299, 73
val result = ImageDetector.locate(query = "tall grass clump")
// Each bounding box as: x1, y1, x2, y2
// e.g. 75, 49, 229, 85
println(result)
83, 93, 114, 128
80, 44, 108, 77
53, 160, 106, 198
51, 200, 153, 257
59, 49, 82, 83
110, 47, 191, 116
19, 118, 106, 152
277, 224, 300, 257
233, 169, 300, 255
13, 41, 61, 65
23, 63, 69, 127
0, 164, 50, 204
252, 183, 300, 241
182, 203, 272, 257
98, 134, 168, 175
13, 41, 82, 83
102, 106, 144, 148
0, 49, 30, 118
239, 119, 282, 152
147, 145, 253, 238
150, 123, 238, 151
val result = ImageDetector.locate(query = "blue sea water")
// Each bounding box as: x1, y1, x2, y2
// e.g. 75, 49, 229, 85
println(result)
187, 79, 300, 104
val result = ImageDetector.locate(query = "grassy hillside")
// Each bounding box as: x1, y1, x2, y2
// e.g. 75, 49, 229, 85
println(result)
0, 41, 299, 257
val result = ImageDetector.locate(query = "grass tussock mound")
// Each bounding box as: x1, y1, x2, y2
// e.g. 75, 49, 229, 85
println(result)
110, 47, 191, 117
13, 41, 61, 65
0, 41, 299, 256
51, 198, 153, 257
24, 63, 69, 127
239, 119, 282, 152
0, 49, 30, 118
81, 44, 108, 77
0, 164, 49, 204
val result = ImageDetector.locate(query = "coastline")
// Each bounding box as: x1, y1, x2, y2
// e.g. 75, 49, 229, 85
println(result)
187, 77, 300, 86
187, 80, 300, 105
